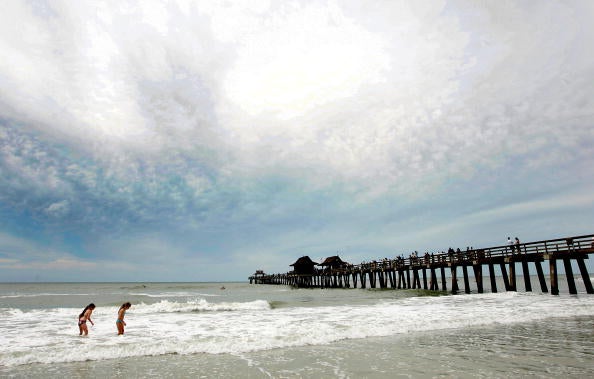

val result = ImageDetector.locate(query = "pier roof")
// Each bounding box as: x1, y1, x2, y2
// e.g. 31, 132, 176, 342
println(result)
290, 256, 318, 266
318, 255, 349, 267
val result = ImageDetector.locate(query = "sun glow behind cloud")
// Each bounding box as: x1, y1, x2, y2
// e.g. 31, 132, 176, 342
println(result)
223, 3, 390, 119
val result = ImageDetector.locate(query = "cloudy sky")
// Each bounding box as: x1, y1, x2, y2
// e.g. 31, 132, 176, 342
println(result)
1, 0, 593, 282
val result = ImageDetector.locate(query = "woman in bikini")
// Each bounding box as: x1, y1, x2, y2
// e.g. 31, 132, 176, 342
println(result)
78, 303, 95, 336
116, 302, 131, 335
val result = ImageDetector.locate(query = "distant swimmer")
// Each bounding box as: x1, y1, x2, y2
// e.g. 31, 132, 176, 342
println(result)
116, 302, 132, 335
78, 303, 95, 336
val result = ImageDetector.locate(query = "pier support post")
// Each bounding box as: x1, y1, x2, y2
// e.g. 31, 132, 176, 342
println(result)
462, 265, 470, 294
360, 272, 367, 289
422, 268, 428, 290
521, 260, 532, 292
369, 271, 376, 289
406, 269, 411, 289
377, 271, 385, 289
414, 269, 421, 289
440, 266, 447, 291
451, 266, 459, 294
500, 263, 511, 291
563, 258, 577, 295
576, 257, 594, 294
508, 262, 517, 291
535, 261, 548, 293
473, 264, 483, 293
550, 259, 559, 295
489, 263, 497, 293
430, 268, 438, 291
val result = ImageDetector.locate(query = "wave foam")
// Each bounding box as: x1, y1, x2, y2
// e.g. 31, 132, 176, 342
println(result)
131, 299, 271, 314
2, 292, 594, 367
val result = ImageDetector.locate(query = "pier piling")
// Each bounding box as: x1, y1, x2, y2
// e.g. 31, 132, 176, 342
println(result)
521, 260, 532, 292
535, 261, 548, 293
577, 258, 594, 294
489, 263, 497, 293
563, 258, 577, 295
550, 259, 559, 296
462, 265, 470, 294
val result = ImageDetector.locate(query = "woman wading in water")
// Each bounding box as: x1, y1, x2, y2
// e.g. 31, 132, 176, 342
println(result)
78, 303, 95, 336
116, 302, 131, 335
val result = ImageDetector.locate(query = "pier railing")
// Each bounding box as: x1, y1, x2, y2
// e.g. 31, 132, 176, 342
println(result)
249, 234, 594, 295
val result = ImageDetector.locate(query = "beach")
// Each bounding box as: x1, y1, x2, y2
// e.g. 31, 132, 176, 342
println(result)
1, 281, 593, 378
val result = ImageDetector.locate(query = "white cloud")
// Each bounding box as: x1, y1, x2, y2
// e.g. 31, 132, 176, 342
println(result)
212, 0, 594, 197
45, 200, 70, 217
1, 1, 594, 281
2, 1, 592, 198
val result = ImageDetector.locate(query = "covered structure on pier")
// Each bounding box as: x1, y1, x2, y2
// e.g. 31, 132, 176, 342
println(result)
318, 255, 350, 272
290, 256, 318, 275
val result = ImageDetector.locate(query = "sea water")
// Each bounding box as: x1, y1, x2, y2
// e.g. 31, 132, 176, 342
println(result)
1, 280, 593, 378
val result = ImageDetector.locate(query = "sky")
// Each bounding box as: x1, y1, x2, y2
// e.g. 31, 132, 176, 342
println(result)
1, 0, 593, 282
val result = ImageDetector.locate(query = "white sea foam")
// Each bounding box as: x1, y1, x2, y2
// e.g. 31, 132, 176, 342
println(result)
128, 292, 220, 298
131, 299, 271, 313
1, 292, 594, 366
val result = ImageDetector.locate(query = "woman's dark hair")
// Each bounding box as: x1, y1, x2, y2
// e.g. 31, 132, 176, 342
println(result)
79, 303, 95, 318
120, 302, 131, 310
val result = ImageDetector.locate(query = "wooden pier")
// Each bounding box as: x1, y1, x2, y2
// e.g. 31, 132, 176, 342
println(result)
249, 234, 594, 295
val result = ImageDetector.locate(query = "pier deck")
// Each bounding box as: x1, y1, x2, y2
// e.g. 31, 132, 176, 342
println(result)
249, 234, 594, 295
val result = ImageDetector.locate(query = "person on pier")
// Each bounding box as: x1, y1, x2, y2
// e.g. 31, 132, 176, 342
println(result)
515, 237, 521, 254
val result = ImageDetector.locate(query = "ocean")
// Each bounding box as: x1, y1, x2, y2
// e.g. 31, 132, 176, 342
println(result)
1, 279, 593, 378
